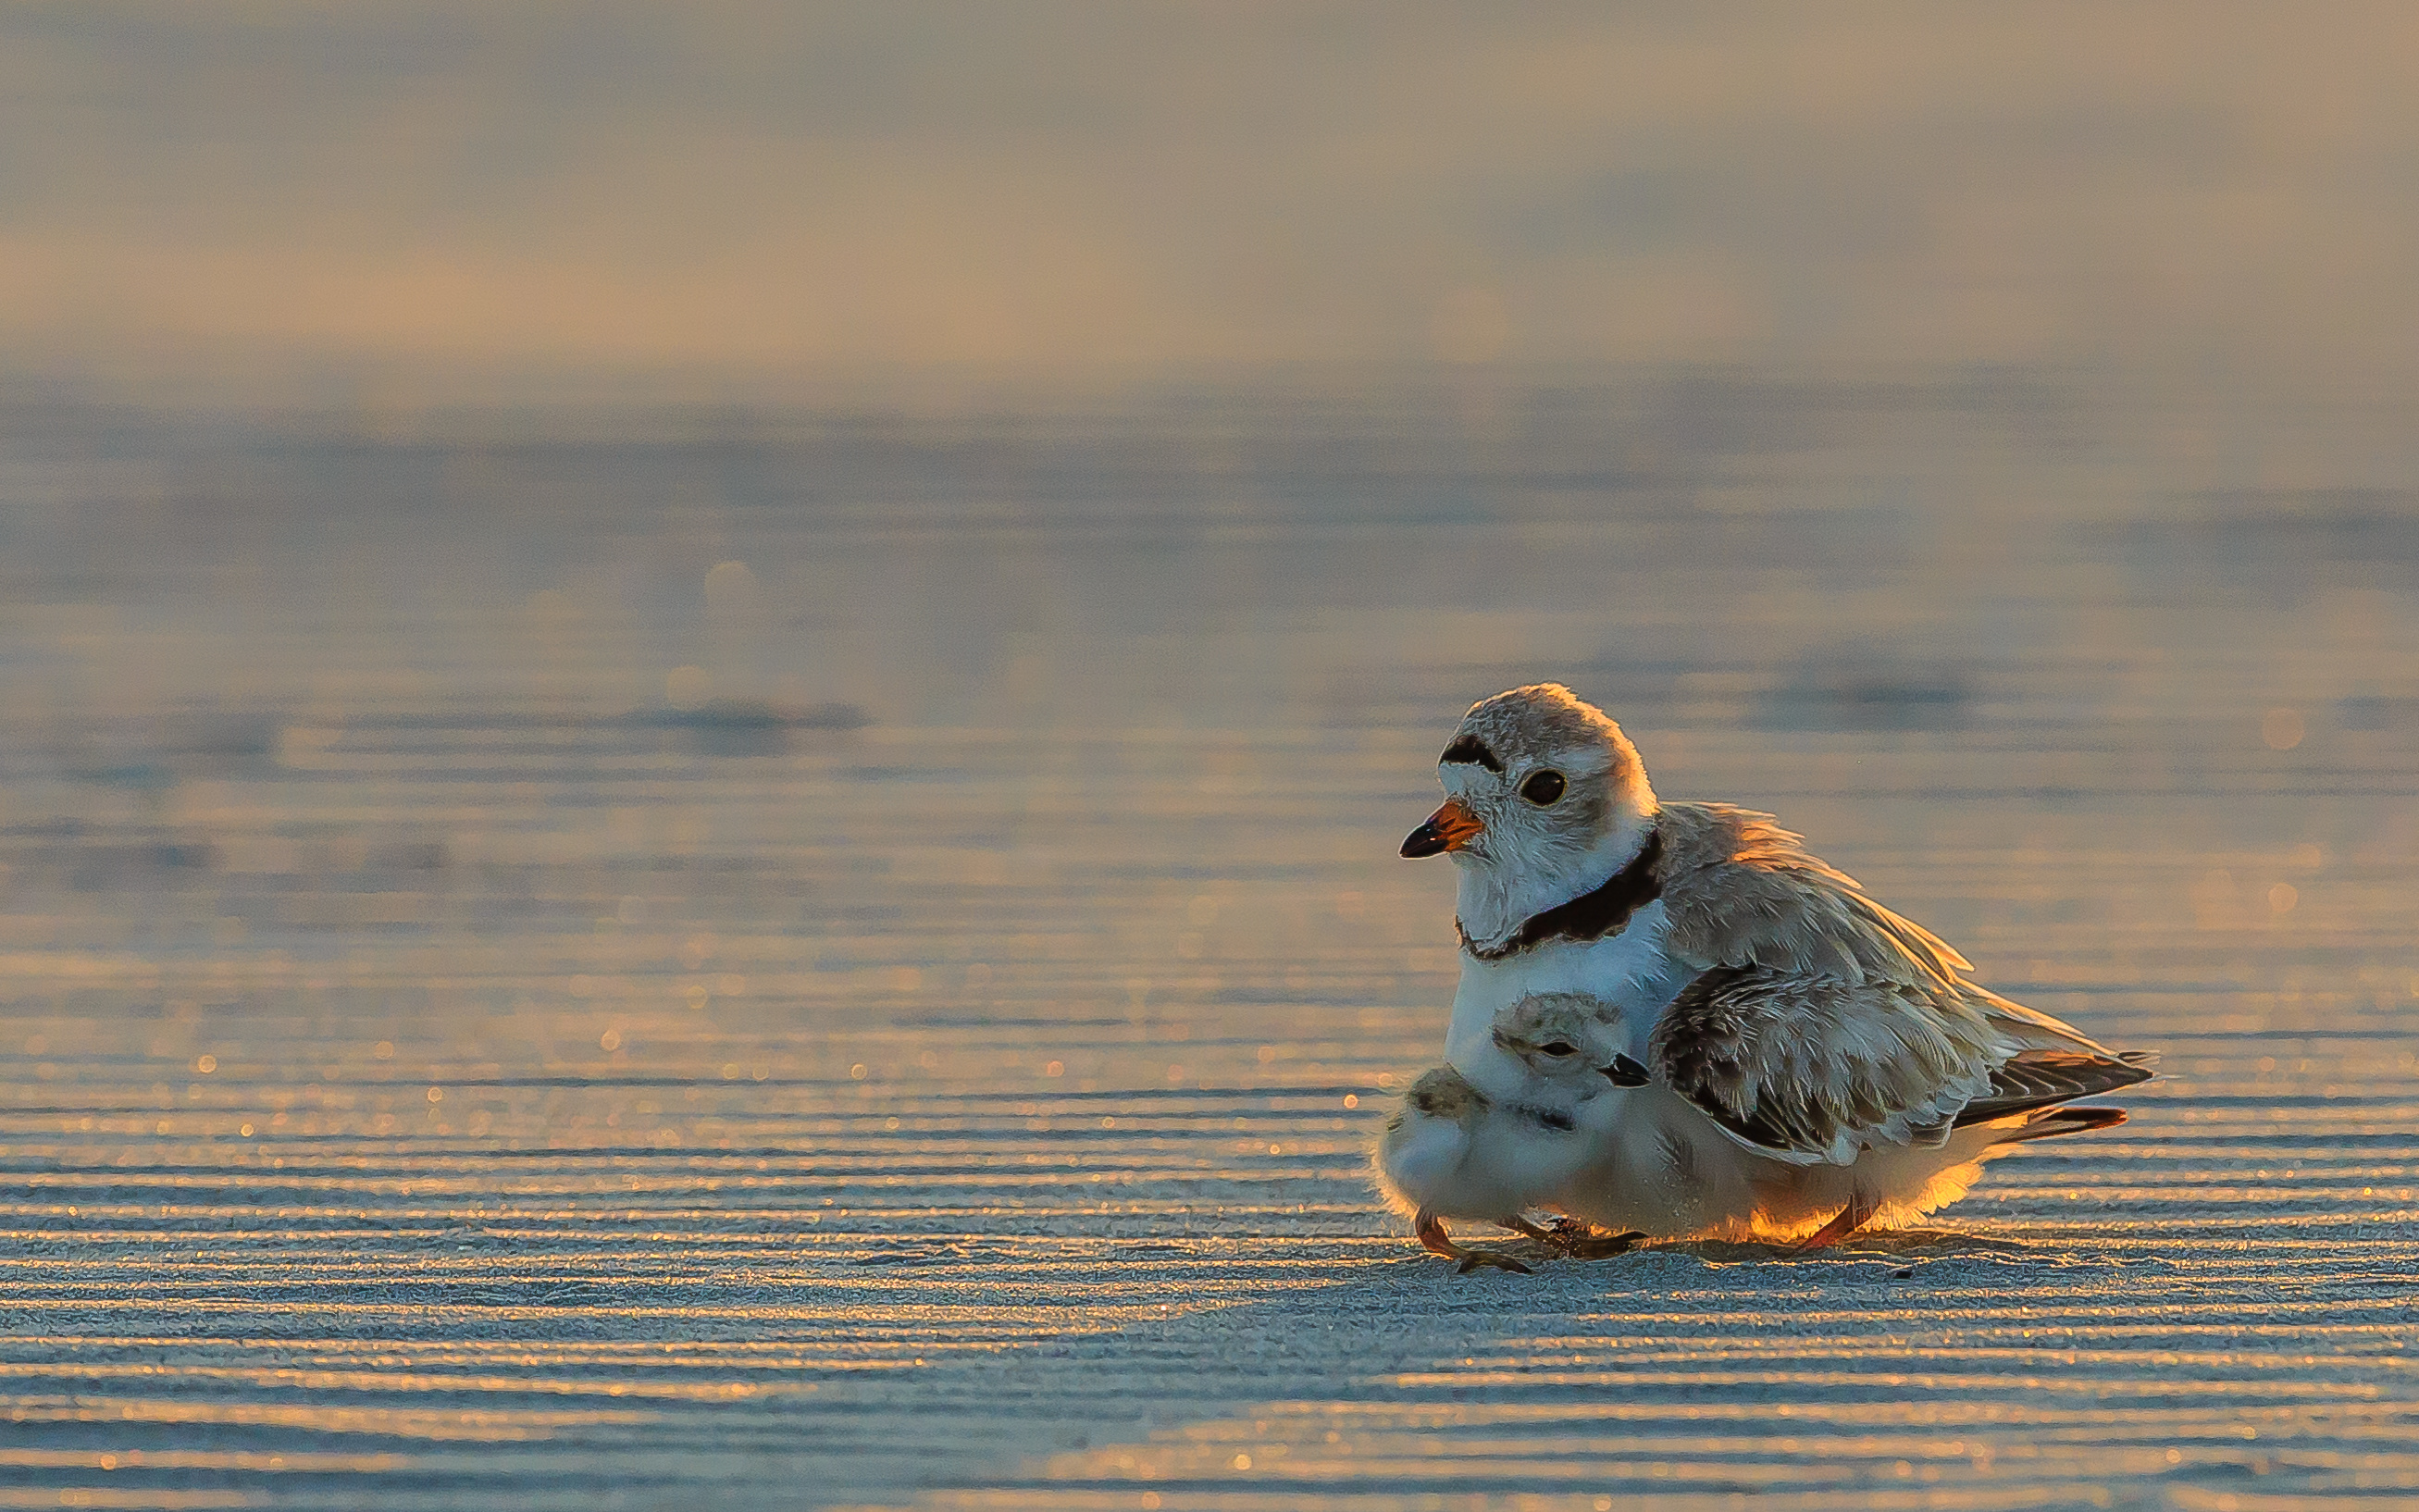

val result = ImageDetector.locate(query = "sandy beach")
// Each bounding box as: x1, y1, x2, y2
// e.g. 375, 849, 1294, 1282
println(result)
3, 376, 2413, 1507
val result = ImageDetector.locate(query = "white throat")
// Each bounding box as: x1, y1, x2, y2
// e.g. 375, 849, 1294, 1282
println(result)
1454, 800, 1657, 950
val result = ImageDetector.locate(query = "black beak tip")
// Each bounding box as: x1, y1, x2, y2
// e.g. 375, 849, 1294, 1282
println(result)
1400, 823, 1447, 859
1601, 1054, 1653, 1088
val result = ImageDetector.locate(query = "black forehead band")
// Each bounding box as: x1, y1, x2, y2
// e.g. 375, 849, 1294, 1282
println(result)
1439, 734, 1502, 772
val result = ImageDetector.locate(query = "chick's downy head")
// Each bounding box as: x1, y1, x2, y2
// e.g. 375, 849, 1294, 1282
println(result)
1491, 991, 1620, 1079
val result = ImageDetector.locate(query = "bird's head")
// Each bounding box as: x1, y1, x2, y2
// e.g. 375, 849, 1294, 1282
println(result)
1489, 991, 1620, 1080
1400, 685, 1656, 924
1387, 1063, 1488, 1134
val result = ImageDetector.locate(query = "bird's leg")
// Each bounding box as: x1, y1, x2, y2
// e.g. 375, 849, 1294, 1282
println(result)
1544, 1215, 1649, 1258
1414, 1209, 1532, 1275
1792, 1190, 1878, 1255
1495, 1213, 1559, 1243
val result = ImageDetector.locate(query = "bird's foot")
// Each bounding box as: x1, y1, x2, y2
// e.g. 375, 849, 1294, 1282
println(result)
1544, 1216, 1648, 1258
1453, 1246, 1536, 1275
1415, 1209, 1534, 1275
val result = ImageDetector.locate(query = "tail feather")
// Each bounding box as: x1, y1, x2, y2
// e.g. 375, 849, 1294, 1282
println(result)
1953, 1048, 2155, 1129
1991, 1105, 2129, 1146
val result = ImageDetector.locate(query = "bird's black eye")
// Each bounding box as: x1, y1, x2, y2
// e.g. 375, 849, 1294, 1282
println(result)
1520, 770, 1566, 806
1540, 1041, 1576, 1057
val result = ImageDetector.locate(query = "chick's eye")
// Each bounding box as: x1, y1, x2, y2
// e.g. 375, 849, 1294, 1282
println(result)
1520, 770, 1566, 806
1540, 1041, 1576, 1057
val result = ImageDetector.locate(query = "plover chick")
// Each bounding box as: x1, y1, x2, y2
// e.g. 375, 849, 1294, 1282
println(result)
1374, 992, 1649, 1272
1400, 683, 2152, 1249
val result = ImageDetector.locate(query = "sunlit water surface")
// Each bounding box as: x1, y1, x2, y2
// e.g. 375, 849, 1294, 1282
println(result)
4, 374, 2416, 1510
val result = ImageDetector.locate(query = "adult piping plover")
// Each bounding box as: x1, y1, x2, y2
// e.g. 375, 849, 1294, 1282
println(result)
1374, 992, 1650, 1272
1399, 683, 2152, 1251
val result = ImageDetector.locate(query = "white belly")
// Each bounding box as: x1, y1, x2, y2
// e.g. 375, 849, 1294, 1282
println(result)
1445, 900, 1697, 1083
1528, 1090, 2020, 1241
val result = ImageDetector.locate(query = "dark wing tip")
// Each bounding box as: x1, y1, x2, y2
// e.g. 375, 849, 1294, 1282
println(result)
1954, 1049, 2155, 1130
1991, 1105, 2129, 1146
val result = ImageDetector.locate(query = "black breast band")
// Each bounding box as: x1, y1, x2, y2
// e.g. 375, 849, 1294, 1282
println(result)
1458, 827, 1664, 962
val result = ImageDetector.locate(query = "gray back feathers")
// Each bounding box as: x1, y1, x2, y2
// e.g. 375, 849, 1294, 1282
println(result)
1646, 801, 2141, 1165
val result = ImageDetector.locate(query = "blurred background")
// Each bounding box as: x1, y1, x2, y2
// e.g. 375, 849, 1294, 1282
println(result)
4, 5, 2417, 1510
5, 2, 2416, 391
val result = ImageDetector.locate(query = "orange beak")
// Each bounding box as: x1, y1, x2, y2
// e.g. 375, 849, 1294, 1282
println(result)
1400, 797, 1484, 858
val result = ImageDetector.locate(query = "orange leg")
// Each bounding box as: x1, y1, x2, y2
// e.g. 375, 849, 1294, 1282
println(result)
1793, 1191, 1877, 1254
1414, 1208, 1533, 1274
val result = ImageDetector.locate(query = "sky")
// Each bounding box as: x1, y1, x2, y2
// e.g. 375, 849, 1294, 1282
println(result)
3, 2, 2414, 395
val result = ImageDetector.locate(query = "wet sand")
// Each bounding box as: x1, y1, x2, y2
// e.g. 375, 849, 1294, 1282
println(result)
3, 373, 2415, 1508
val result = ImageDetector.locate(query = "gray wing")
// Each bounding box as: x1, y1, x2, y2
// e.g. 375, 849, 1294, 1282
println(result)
1650, 966, 1993, 1165
1648, 803, 2153, 1165
1649, 965, 2152, 1166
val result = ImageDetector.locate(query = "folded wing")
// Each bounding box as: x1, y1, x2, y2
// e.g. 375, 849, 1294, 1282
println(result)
1648, 803, 2152, 1167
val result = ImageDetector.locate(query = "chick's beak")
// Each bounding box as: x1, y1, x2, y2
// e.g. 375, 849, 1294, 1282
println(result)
1401, 797, 1484, 859
1600, 1054, 1653, 1088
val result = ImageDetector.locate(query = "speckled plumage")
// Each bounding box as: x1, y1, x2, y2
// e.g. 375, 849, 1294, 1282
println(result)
1395, 1064, 1484, 1126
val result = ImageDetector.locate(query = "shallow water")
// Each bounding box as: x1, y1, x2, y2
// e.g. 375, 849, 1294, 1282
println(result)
4, 372, 2416, 1510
